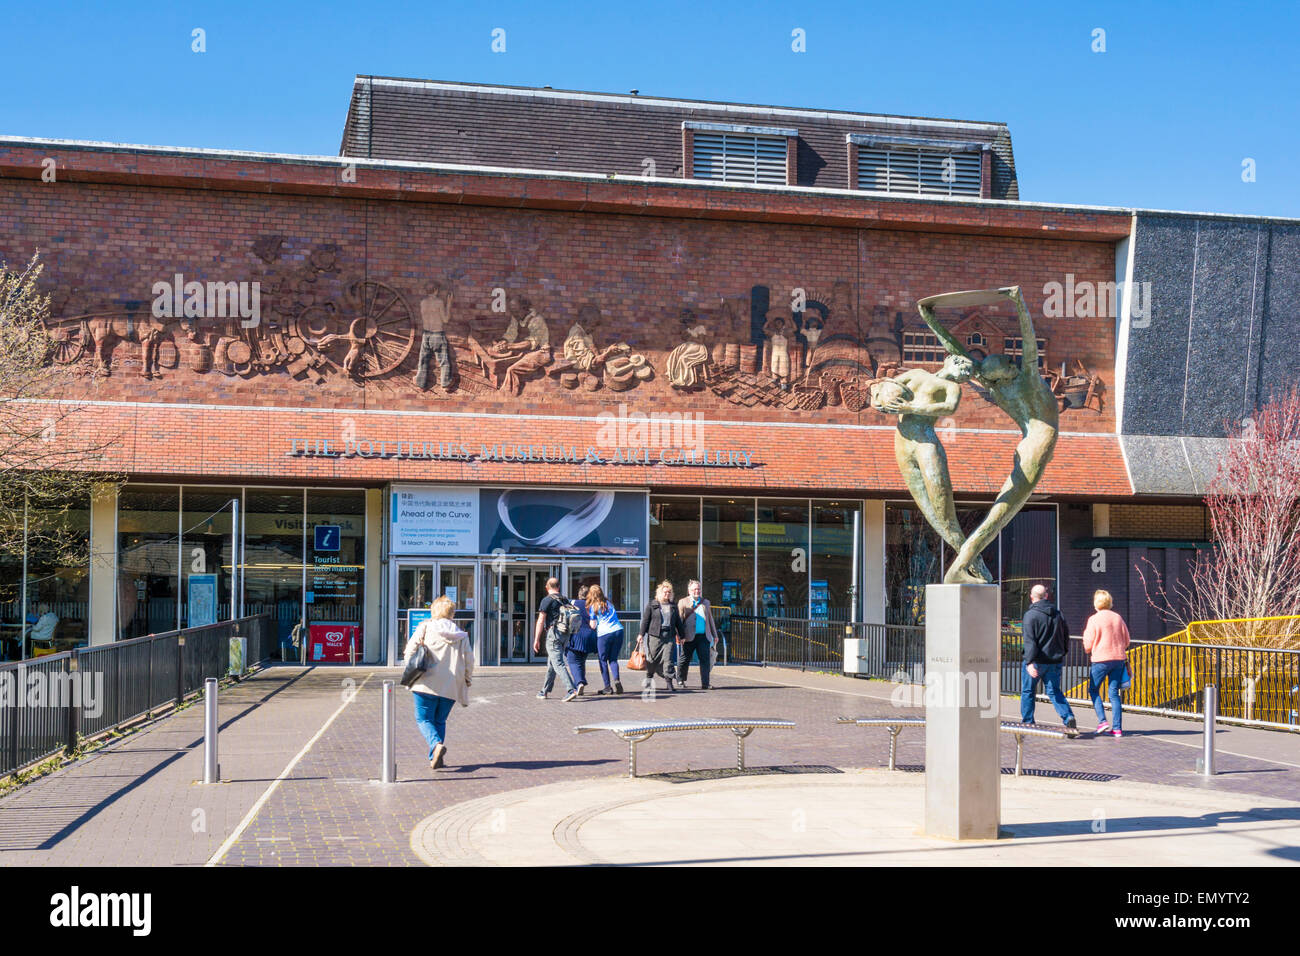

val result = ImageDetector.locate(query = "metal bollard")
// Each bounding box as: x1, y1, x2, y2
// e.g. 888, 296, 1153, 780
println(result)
381, 680, 396, 783
1201, 684, 1217, 776
203, 677, 220, 784
350, 636, 356, 668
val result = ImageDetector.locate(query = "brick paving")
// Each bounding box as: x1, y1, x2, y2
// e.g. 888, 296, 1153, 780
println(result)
1, 663, 1298, 866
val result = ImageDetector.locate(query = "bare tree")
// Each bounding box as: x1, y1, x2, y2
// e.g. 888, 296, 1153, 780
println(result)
1141, 386, 1300, 650
0, 253, 121, 575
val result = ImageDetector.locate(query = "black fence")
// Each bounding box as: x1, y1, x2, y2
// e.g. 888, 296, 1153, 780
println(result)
0, 614, 273, 778
730, 614, 1300, 729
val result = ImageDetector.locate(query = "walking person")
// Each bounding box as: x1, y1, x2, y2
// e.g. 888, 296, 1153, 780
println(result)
1083, 589, 1132, 737
565, 585, 597, 695
587, 584, 625, 695
676, 579, 720, 690
534, 577, 580, 702
404, 595, 474, 771
639, 580, 683, 694
1020, 584, 1079, 736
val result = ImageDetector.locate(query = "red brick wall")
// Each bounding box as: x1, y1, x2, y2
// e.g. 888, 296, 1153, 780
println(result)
2, 177, 1118, 435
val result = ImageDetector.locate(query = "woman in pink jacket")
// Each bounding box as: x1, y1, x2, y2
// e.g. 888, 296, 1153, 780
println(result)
1082, 590, 1131, 737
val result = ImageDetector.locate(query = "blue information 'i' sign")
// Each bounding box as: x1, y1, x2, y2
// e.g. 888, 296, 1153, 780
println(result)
314, 525, 341, 552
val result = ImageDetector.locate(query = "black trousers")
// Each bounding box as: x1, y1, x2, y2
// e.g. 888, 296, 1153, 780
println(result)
676, 636, 711, 686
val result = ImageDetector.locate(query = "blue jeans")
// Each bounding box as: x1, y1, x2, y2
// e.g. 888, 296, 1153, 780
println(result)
542, 631, 577, 695
412, 691, 455, 759
596, 629, 624, 687
566, 649, 589, 687
1021, 662, 1075, 724
1089, 660, 1127, 731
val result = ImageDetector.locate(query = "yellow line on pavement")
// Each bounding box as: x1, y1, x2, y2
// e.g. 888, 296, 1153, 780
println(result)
205, 672, 374, 867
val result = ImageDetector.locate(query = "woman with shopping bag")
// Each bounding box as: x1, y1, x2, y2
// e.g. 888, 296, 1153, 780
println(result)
402, 595, 475, 770
638, 580, 684, 694
1082, 589, 1131, 738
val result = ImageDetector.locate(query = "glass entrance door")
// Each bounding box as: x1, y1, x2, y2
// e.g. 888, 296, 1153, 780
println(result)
439, 564, 477, 651
488, 565, 558, 663
395, 562, 435, 657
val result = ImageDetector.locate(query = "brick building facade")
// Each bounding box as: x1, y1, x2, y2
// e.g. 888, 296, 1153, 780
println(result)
3, 79, 1283, 663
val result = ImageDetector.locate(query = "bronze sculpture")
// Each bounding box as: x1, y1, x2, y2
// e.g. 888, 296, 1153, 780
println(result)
874, 286, 1058, 584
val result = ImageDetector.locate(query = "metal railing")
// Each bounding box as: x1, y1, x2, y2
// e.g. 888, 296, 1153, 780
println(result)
1, 614, 272, 778
733, 614, 1300, 730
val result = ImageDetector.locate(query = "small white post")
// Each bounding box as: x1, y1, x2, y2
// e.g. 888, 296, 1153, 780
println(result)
381, 680, 396, 783
203, 678, 219, 784
1201, 685, 1217, 776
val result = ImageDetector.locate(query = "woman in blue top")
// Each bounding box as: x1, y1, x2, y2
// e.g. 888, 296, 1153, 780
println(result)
586, 584, 626, 695
565, 586, 599, 695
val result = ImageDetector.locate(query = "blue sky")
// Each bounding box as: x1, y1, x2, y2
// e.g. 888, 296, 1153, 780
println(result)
3, 0, 1297, 216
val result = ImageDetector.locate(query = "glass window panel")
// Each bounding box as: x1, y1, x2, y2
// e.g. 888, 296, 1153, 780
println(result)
755, 499, 809, 618
649, 497, 699, 597
117, 485, 182, 640
1001, 506, 1058, 631
811, 500, 862, 622
305, 490, 365, 633
180, 488, 236, 628
885, 501, 942, 626
243, 489, 304, 660
1, 498, 92, 657
702, 497, 754, 628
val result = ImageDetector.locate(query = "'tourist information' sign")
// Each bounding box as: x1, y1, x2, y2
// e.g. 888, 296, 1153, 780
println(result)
391, 486, 480, 554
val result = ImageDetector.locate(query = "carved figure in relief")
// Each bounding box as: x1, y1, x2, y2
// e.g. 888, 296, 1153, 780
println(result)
413, 281, 456, 390
763, 310, 792, 387
466, 296, 553, 394
562, 306, 629, 372
665, 310, 711, 388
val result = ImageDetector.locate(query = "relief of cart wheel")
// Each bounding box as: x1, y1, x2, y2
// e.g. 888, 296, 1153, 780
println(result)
40, 314, 91, 365
294, 279, 416, 380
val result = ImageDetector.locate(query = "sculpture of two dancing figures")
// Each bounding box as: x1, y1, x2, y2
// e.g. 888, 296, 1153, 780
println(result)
870, 286, 1059, 584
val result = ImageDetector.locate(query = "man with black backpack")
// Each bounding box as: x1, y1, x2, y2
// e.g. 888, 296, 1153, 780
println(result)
1020, 583, 1079, 736
534, 577, 580, 702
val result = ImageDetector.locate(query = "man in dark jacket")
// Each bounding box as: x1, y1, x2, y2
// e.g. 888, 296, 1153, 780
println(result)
1020, 584, 1078, 734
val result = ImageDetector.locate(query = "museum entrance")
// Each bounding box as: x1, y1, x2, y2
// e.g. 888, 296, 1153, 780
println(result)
488, 565, 559, 664
393, 560, 478, 659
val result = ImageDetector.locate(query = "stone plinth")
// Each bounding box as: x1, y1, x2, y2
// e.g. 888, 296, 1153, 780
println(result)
923, 583, 1001, 840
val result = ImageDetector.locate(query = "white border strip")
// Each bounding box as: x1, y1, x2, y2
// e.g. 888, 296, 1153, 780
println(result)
23, 397, 1121, 439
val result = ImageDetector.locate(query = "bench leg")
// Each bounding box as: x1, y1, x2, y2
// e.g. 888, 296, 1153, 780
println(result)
622, 732, 653, 778
731, 727, 755, 771
1014, 734, 1024, 777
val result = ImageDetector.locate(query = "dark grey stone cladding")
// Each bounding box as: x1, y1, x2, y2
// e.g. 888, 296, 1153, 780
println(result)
340, 77, 1018, 199
1125, 213, 1300, 439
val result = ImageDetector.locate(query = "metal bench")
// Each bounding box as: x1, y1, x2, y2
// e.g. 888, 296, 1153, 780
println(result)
999, 722, 1070, 776
836, 717, 1071, 776
835, 717, 926, 770
575, 718, 796, 777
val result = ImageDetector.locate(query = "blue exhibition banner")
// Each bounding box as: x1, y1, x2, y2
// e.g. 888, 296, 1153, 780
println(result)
407, 609, 432, 634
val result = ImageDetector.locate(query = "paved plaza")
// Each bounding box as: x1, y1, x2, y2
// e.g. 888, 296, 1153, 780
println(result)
1, 664, 1298, 866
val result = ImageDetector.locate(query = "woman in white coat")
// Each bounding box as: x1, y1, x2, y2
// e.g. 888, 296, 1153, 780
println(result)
404, 595, 475, 770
